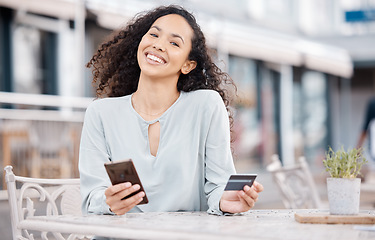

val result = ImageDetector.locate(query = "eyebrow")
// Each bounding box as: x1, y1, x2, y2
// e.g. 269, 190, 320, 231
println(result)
151, 25, 185, 44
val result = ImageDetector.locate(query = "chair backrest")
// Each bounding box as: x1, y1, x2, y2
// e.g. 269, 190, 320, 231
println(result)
4, 165, 82, 240
266, 154, 322, 209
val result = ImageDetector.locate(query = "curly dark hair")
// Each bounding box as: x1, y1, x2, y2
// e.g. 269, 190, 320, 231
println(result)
87, 5, 237, 129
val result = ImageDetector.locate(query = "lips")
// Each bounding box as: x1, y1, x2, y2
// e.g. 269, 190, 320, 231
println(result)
145, 52, 166, 64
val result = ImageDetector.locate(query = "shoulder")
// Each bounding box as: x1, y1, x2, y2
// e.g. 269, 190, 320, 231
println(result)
183, 90, 223, 104
85, 95, 131, 116
87, 95, 130, 109
180, 90, 226, 116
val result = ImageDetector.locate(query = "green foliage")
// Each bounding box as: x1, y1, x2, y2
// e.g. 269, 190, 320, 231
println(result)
323, 146, 368, 178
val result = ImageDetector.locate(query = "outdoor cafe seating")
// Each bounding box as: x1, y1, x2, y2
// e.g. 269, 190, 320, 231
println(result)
4, 165, 88, 240
4, 164, 375, 240
1, 92, 375, 239
266, 154, 323, 209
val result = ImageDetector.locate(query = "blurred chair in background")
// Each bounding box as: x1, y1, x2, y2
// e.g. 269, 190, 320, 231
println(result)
0, 91, 90, 188
29, 121, 73, 178
2, 121, 30, 173
1, 120, 31, 188
266, 154, 323, 209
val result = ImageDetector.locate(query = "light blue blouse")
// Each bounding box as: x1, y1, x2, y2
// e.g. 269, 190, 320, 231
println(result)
79, 89, 236, 215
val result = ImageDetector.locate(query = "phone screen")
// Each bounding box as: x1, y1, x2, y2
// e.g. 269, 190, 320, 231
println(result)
104, 159, 148, 204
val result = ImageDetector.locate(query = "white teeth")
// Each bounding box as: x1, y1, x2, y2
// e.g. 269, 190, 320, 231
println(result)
147, 54, 164, 64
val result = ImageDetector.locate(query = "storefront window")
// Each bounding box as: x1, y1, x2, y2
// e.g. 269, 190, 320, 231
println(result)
12, 25, 57, 95
300, 71, 328, 164
12, 25, 42, 94
228, 55, 261, 170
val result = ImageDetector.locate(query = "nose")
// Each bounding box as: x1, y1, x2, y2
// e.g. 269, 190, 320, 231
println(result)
153, 44, 165, 52
153, 39, 166, 52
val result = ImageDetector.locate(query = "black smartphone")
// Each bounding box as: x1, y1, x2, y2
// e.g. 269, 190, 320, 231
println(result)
104, 159, 148, 205
224, 174, 257, 191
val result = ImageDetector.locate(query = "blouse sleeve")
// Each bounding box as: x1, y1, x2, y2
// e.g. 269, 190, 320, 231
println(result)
79, 102, 113, 215
204, 92, 236, 215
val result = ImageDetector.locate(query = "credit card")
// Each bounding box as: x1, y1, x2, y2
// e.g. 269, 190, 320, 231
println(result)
224, 174, 257, 191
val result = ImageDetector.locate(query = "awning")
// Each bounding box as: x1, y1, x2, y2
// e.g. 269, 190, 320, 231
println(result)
0, 0, 353, 78
88, 2, 353, 78
0, 0, 78, 20
315, 35, 375, 67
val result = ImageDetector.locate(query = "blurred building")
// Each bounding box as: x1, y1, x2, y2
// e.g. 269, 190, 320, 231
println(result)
0, 0, 374, 170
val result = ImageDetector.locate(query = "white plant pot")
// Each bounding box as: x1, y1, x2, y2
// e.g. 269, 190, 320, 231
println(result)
327, 178, 361, 215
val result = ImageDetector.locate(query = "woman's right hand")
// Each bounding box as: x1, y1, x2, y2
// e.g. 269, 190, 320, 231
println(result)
104, 182, 145, 215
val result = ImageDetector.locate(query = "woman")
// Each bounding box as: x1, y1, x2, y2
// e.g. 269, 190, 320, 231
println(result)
79, 5, 263, 216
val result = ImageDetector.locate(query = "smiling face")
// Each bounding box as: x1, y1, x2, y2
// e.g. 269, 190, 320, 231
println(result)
137, 14, 197, 82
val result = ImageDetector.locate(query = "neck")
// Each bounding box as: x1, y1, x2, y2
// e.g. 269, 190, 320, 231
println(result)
132, 73, 180, 119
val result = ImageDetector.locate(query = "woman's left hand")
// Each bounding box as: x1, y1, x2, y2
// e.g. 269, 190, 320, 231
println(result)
219, 181, 264, 214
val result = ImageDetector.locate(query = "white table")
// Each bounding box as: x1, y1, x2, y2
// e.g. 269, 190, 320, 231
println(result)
21, 209, 375, 240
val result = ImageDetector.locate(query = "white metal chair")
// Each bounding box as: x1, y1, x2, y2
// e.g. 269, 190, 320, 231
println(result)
4, 165, 88, 240
266, 154, 323, 209
29, 121, 73, 178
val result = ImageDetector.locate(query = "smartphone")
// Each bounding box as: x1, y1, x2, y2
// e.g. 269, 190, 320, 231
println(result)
224, 174, 257, 191
104, 159, 148, 204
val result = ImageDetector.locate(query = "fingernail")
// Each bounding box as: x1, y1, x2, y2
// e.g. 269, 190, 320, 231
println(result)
244, 185, 250, 191
138, 192, 145, 197
123, 182, 131, 188
133, 184, 140, 190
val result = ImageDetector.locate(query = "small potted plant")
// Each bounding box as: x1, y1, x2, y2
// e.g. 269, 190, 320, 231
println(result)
323, 146, 367, 215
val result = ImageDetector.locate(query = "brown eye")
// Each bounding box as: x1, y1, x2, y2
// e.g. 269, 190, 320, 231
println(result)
171, 42, 179, 47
